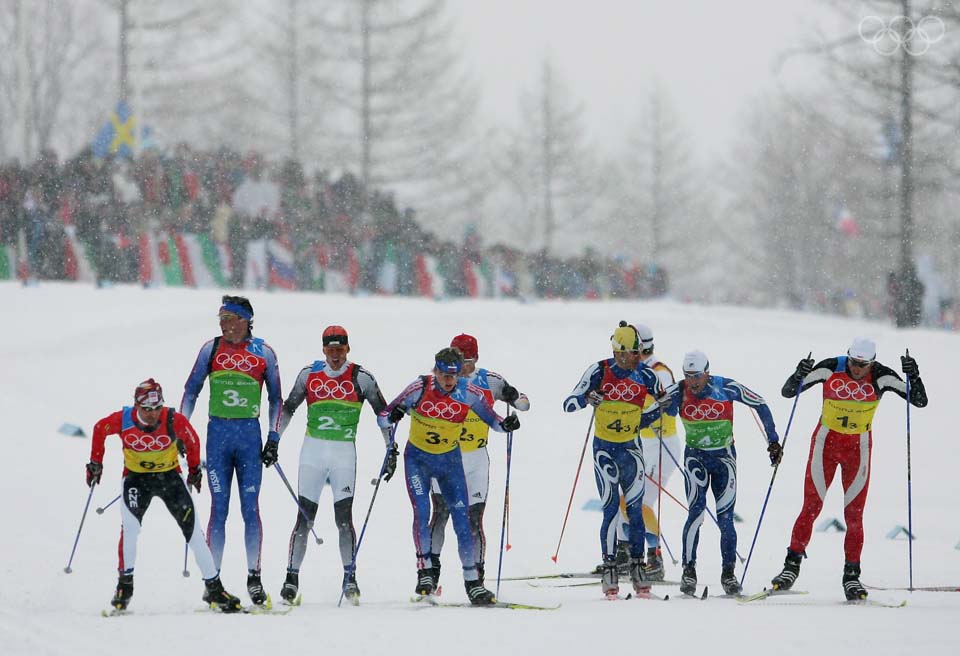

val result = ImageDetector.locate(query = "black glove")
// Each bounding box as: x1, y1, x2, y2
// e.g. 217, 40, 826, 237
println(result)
795, 357, 814, 379
384, 443, 399, 482
261, 440, 279, 467
86, 461, 103, 487
767, 442, 783, 466
901, 354, 919, 379
501, 414, 520, 432
388, 406, 406, 424
501, 385, 520, 404
176, 438, 186, 458
586, 390, 603, 407
187, 465, 203, 492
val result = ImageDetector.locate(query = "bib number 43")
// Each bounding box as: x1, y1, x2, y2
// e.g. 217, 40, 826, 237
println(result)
605, 418, 639, 434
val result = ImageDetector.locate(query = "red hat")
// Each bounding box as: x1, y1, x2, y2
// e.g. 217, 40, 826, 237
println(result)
323, 325, 349, 346
134, 378, 164, 408
450, 334, 478, 360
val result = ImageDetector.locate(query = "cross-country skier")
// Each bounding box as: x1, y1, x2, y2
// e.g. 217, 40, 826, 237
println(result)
427, 333, 530, 586
379, 346, 520, 606
180, 295, 282, 606
86, 379, 242, 613
659, 350, 780, 596
276, 325, 394, 604
770, 338, 927, 600
563, 321, 664, 598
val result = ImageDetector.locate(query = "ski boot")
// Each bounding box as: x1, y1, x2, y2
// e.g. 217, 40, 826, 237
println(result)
342, 571, 360, 604
110, 573, 134, 611
641, 547, 665, 581
629, 557, 650, 594
615, 541, 631, 575
465, 579, 496, 606
247, 569, 267, 606
280, 571, 299, 603
720, 565, 742, 595
842, 562, 868, 601
679, 563, 697, 596
476, 561, 485, 587
601, 562, 619, 598
204, 576, 242, 613
771, 549, 803, 591
415, 567, 437, 596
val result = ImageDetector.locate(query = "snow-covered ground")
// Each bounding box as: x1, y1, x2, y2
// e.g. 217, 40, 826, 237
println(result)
2, 283, 956, 655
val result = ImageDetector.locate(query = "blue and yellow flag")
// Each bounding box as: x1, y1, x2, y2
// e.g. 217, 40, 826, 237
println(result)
92, 101, 136, 159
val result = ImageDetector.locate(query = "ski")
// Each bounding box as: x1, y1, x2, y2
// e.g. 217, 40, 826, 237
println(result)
866, 584, 960, 592
101, 608, 131, 617
737, 588, 809, 603
676, 587, 709, 600
410, 595, 559, 610
605, 590, 669, 601
527, 578, 681, 589
280, 594, 302, 607
200, 595, 293, 615
501, 572, 599, 581
847, 599, 908, 608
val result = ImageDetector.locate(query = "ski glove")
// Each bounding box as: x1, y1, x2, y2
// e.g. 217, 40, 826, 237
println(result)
901, 354, 919, 379
501, 385, 520, 404
586, 390, 604, 407
176, 438, 186, 458
384, 443, 399, 482
794, 357, 815, 379
261, 440, 279, 467
501, 414, 520, 432
388, 406, 406, 424
86, 461, 103, 487
767, 442, 783, 466
187, 465, 203, 492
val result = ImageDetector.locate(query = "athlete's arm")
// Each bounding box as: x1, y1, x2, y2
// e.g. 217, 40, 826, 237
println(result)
262, 343, 283, 435
357, 367, 389, 415
724, 378, 780, 443
89, 411, 124, 464
278, 367, 310, 434
487, 370, 531, 411
172, 412, 203, 469
873, 362, 928, 407
466, 384, 507, 432
782, 358, 834, 398
563, 362, 603, 412
378, 378, 424, 429
180, 340, 216, 419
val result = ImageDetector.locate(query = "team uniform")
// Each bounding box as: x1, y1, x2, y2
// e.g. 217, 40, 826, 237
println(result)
278, 359, 388, 593
661, 373, 778, 592
379, 375, 509, 591
780, 356, 927, 566
563, 358, 663, 567
428, 367, 530, 580
91, 406, 218, 580
180, 334, 282, 572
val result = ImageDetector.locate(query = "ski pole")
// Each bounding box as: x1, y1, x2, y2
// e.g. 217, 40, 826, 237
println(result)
647, 444, 747, 562
64, 485, 96, 573
905, 348, 914, 592
274, 463, 324, 545
339, 429, 396, 607
653, 434, 679, 565
496, 413, 515, 598
96, 493, 121, 515
739, 352, 809, 587
552, 409, 594, 563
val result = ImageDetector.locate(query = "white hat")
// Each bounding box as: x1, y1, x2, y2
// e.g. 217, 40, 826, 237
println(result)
682, 350, 710, 375
635, 323, 654, 350
847, 337, 876, 362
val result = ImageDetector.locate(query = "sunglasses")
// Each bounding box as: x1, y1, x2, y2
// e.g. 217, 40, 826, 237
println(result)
218, 312, 241, 321
849, 358, 873, 368
139, 404, 163, 411
684, 371, 706, 378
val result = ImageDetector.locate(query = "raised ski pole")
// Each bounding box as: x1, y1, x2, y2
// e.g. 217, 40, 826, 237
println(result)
552, 409, 594, 563
339, 428, 396, 608
95, 493, 122, 515
274, 463, 324, 545
64, 484, 97, 573
739, 352, 810, 588
905, 348, 914, 592
496, 412, 515, 598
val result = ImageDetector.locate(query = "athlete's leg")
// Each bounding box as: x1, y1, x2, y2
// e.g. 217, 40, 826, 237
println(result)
641, 434, 682, 548
681, 447, 709, 566
287, 439, 327, 572
205, 418, 235, 569
709, 446, 738, 568
233, 421, 264, 571
434, 449, 478, 580
788, 425, 841, 554
158, 471, 218, 579
838, 431, 872, 563
428, 479, 447, 566
404, 442, 435, 569
593, 438, 622, 560
620, 441, 646, 559
117, 473, 154, 573
462, 447, 491, 569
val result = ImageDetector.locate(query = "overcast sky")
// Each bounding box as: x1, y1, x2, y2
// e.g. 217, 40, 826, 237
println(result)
454, 0, 828, 158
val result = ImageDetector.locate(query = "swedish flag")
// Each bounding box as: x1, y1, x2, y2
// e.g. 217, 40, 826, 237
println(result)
92, 101, 136, 159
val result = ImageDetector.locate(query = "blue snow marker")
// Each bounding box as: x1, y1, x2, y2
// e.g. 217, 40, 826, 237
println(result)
58, 423, 86, 437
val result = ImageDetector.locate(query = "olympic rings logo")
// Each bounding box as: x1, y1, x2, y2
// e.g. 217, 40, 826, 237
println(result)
214, 352, 260, 372
308, 378, 356, 400
829, 378, 875, 401
601, 381, 643, 402
683, 402, 726, 421
418, 400, 463, 420
859, 15, 945, 56
123, 433, 173, 452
